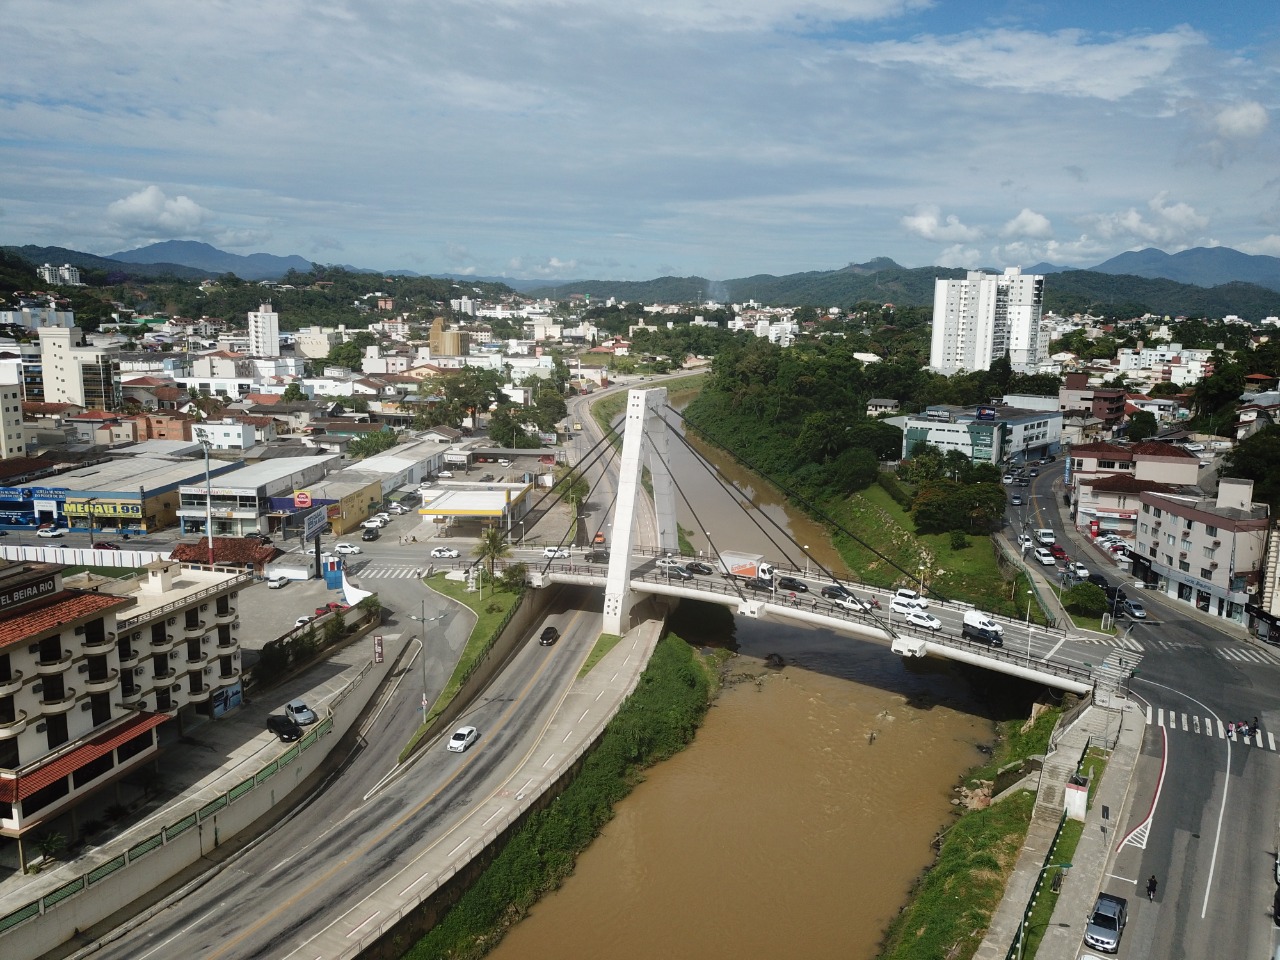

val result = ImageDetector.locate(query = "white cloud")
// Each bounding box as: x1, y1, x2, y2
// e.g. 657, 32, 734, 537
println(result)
1214, 101, 1268, 140
1238, 235, 1280, 257
1080, 193, 1209, 247
1001, 208, 1052, 239
507, 255, 581, 278
106, 186, 209, 239
901, 206, 982, 242
481, 0, 934, 32
935, 244, 981, 268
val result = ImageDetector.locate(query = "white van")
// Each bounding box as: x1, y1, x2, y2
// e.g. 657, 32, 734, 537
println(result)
1035, 528, 1056, 546
893, 587, 928, 609
963, 610, 1003, 635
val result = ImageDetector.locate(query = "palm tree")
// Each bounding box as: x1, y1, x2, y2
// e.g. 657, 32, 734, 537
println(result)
474, 527, 511, 593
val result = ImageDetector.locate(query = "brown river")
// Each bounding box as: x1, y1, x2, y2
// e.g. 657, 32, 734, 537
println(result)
487, 387, 1011, 960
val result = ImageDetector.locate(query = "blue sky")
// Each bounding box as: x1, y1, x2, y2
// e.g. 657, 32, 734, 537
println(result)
1, 1, 1277, 283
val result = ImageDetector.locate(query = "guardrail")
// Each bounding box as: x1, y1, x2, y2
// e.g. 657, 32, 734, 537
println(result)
1005, 809, 1071, 960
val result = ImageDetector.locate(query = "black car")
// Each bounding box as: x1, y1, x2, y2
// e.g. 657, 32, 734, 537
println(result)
1105, 585, 1128, 604
776, 576, 808, 593
684, 561, 714, 575
360, 526, 380, 541
743, 577, 772, 592
1015, 478, 1030, 487
267, 715, 303, 742
1087, 573, 1110, 589
539, 626, 560, 646
666, 567, 694, 581
584, 550, 610, 563
246, 532, 272, 544
821, 584, 852, 600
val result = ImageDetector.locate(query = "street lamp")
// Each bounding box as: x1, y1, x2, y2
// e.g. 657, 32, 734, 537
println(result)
804, 546, 810, 578
1025, 589, 1034, 663
918, 564, 927, 594
1016, 862, 1072, 960
194, 426, 215, 567
408, 605, 447, 724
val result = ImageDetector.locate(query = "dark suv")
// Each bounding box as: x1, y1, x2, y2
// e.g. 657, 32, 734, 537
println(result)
584, 550, 610, 563
361, 526, 380, 541
539, 626, 560, 646
821, 584, 852, 600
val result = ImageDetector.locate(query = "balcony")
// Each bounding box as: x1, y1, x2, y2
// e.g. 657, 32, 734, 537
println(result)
216, 669, 241, 686
187, 686, 212, 703
214, 606, 237, 623
148, 634, 177, 654
216, 637, 239, 652
0, 710, 28, 739
0, 671, 23, 697
39, 690, 77, 714
82, 633, 116, 653
182, 620, 207, 637
118, 648, 140, 668
151, 669, 177, 684
185, 651, 210, 668
83, 669, 120, 694
35, 651, 73, 676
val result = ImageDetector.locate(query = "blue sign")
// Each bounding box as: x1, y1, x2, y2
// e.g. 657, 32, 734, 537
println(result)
0, 487, 67, 501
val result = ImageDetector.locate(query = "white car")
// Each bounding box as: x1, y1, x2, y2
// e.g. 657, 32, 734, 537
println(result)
437, 470, 454, 479
498, 458, 512, 466
1017, 534, 1034, 549
890, 596, 925, 615
543, 546, 570, 559
893, 587, 928, 609
655, 556, 685, 569
372, 512, 391, 523
430, 546, 460, 559
389, 503, 409, 514
361, 518, 386, 529
834, 595, 872, 614
37, 527, 65, 538
447, 725, 478, 753
1069, 562, 1089, 578
333, 542, 361, 555
1034, 547, 1056, 566
1002, 474, 1014, 484
267, 574, 289, 589
904, 610, 942, 631
294, 615, 314, 627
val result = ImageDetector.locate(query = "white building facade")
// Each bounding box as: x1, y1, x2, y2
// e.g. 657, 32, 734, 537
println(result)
930, 267, 1045, 376
247, 302, 280, 358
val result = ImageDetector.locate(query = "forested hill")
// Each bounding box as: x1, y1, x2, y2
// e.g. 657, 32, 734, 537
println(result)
531, 263, 1280, 319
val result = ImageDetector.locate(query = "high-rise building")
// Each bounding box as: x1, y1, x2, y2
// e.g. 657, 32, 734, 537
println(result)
36, 263, 83, 286
929, 267, 1045, 376
248, 302, 280, 358
37, 326, 121, 409
0, 364, 24, 459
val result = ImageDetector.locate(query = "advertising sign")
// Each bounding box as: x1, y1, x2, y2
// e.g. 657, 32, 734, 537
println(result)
976, 406, 997, 421
374, 635, 384, 664
302, 506, 328, 541
294, 491, 312, 509
0, 574, 59, 612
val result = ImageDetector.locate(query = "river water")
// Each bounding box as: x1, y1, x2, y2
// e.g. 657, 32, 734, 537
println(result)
486, 386, 1004, 960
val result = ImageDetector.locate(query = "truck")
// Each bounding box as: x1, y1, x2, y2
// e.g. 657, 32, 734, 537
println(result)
1083, 892, 1127, 953
717, 551, 775, 581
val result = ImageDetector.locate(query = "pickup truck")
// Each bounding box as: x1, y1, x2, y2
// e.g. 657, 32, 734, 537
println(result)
1084, 892, 1127, 953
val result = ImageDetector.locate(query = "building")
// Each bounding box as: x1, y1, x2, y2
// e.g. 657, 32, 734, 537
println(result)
902, 404, 1061, 466
1058, 373, 1125, 425
0, 365, 23, 460
37, 327, 121, 410
247, 302, 280, 358
428, 318, 470, 357
36, 263, 83, 286
1130, 479, 1269, 624
176, 455, 338, 537
0, 302, 77, 332
929, 267, 1045, 376
0, 559, 248, 851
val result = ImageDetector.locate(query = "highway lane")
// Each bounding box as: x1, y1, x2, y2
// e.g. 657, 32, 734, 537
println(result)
92, 590, 600, 960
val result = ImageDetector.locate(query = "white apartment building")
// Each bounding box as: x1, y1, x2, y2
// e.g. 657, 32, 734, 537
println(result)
930, 267, 1046, 376
0, 365, 24, 459
0, 303, 77, 332
37, 326, 121, 409
37, 263, 83, 286
247, 302, 280, 358
192, 420, 256, 451
294, 325, 341, 359
0, 559, 248, 848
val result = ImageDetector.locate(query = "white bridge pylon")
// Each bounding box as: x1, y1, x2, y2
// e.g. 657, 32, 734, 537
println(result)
603, 388, 678, 635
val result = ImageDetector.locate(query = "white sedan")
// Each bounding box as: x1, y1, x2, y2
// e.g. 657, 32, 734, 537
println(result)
332, 542, 361, 555
37, 527, 65, 538
655, 556, 685, 569
542, 546, 570, 559
446, 725, 478, 753
430, 546, 460, 559
903, 610, 943, 631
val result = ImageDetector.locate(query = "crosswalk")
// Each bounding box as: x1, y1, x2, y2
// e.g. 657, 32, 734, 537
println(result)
351, 564, 428, 580
1072, 633, 1280, 664
1145, 706, 1277, 751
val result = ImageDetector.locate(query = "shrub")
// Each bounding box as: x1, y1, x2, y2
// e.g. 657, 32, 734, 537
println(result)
877, 470, 914, 509
950, 529, 969, 550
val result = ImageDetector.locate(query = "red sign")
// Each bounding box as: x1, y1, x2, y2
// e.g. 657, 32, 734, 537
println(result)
373, 635, 384, 664
294, 491, 312, 508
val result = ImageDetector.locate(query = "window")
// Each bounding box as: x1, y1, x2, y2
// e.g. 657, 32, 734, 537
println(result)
1204, 546, 1216, 558
1165, 533, 1176, 546
1178, 560, 1190, 572
1205, 524, 1218, 537
1140, 523, 1149, 534
1153, 507, 1162, 519
1099, 459, 1116, 469
1201, 568, 1214, 580
1181, 538, 1193, 551
1163, 553, 1174, 566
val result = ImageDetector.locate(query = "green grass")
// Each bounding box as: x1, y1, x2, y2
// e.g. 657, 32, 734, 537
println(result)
966, 710, 1060, 788
400, 574, 521, 759
1079, 747, 1109, 809
878, 790, 1037, 960
1019, 818, 1085, 960
578, 633, 623, 679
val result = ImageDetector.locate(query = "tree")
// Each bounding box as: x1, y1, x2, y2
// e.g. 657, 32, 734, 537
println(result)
475, 526, 511, 580
282, 382, 305, 403
1063, 582, 1107, 617
1126, 410, 1158, 443
348, 429, 399, 459
1221, 425, 1280, 513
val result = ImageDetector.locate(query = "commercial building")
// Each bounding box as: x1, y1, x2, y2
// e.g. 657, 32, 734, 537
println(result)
1058, 373, 1125, 425
177, 455, 338, 537
1066, 441, 1203, 539
929, 267, 1045, 376
0, 559, 248, 852
1130, 479, 1269, 624
901, 405, 1061, 466
247, 302, 280, 358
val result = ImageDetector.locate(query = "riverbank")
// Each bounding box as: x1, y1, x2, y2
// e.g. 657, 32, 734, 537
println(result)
401, 633, 722, 960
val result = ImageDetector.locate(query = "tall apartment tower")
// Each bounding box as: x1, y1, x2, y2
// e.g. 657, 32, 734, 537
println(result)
37, 326, 121, 409
248, 301, 281, 358
0, 364, 24, 459
929, 267, 1045, 376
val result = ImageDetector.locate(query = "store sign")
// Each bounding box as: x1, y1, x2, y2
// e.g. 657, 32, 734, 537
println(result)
294, 491, 313, 508
0, 574, 59, 611
0, 486, 66, 501
374, 635, 384, 664
65, 501, 143, 517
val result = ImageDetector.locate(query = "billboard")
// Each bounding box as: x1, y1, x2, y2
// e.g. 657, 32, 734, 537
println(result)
302, 506, 328, 540
975, 406, 997, 421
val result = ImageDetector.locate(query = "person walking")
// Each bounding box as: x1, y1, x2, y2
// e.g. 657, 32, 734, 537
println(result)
1147, 874, 1158, 901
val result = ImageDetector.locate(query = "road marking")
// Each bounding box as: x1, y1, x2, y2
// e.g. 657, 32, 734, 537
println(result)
1157, 707, 1165, 727
562, 730, 573, 742
594, 689, 604, 701
483, 808, 503, 826
579, 709, 590, 723
1145, 704, 1153, 725
542, 754, 556, 767
133, 905, 223, 960
447, 837, 471, 857
1181, 713, 1188, 731
399, 871, 432, 897
1192, 715, 1201, 735
346, 912, 380, 937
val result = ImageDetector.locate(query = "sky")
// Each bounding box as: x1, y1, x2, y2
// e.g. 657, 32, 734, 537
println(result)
2, 1, 1278, 283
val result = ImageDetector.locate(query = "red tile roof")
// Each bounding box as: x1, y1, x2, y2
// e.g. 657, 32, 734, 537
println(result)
0, 591, 134, 653
1131, 441, 1198, 459
0, 712, 169, 803
168, 538, 280, 566
154, 386, 187, 401
1081, 475, 1178, 494
1070, 441, 1131, 457
69, 410, 122, 421
243, 393, 281, 405
122, 376, 174, 387
22, 402, 81, 416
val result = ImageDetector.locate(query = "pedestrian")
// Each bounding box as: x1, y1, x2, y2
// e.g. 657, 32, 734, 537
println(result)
1228, 721, 1235, 736
1146, 874, 1157, 901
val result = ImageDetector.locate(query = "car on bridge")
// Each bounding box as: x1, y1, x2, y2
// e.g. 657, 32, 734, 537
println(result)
684, 561, 713, 575
543, 546, 570, 559
903, 610, 942, 631
430, 546, 460, 559
655, 555, 685, 569
776, 576, 808, 593
285, 699, 317, 725
661, 565, 694, 581
447, 725, 479, 753
889, 596, 925, 615
820, 584, 852, 600
742, 577, 772, 592
267, 715, 303, 742
833, 595, 872, 614
584, 549, 610, 563
893, 588, 928, 609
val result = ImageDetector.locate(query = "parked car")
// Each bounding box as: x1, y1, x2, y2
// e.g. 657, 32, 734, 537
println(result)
36, 527, 65, 538
245, 532, 272, 544
294, 615, 314, 627
447, 725, 478, 752
539, 626, 560, 646
684, 561, 713, 575
543, 546, 570, 559
437, 470, 454, 478
430, 546, 460, 559
388, 503, 410, 514
361, 527, 380, 542
776, 576, 808, 593
1120, 599, 1147, 619
92, 541, 120, 550
904, 610, 943, 631
315, 601, 349, 617
1034, 547, 1056, 566
498, 458, 512, 467
267, 715, 303, 742
361, 518, 385, 529
821, 584, 852, 600
267, 574, 290, 589
285, 699, 317, 725
1084, 892, 1127, 953
332, 542, 361, 555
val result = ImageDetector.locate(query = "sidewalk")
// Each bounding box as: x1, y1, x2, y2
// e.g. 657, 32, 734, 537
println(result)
974, 697, 1145, 960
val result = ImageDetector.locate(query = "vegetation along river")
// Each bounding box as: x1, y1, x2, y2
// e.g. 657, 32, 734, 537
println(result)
486, 386, 1015, 960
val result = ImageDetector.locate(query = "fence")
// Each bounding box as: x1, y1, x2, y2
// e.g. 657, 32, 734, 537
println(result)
1004, 809, 1071, 960
0, 658, 375, 942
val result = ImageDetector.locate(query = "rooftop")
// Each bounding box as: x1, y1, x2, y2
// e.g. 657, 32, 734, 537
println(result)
0, 590, 134, 652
